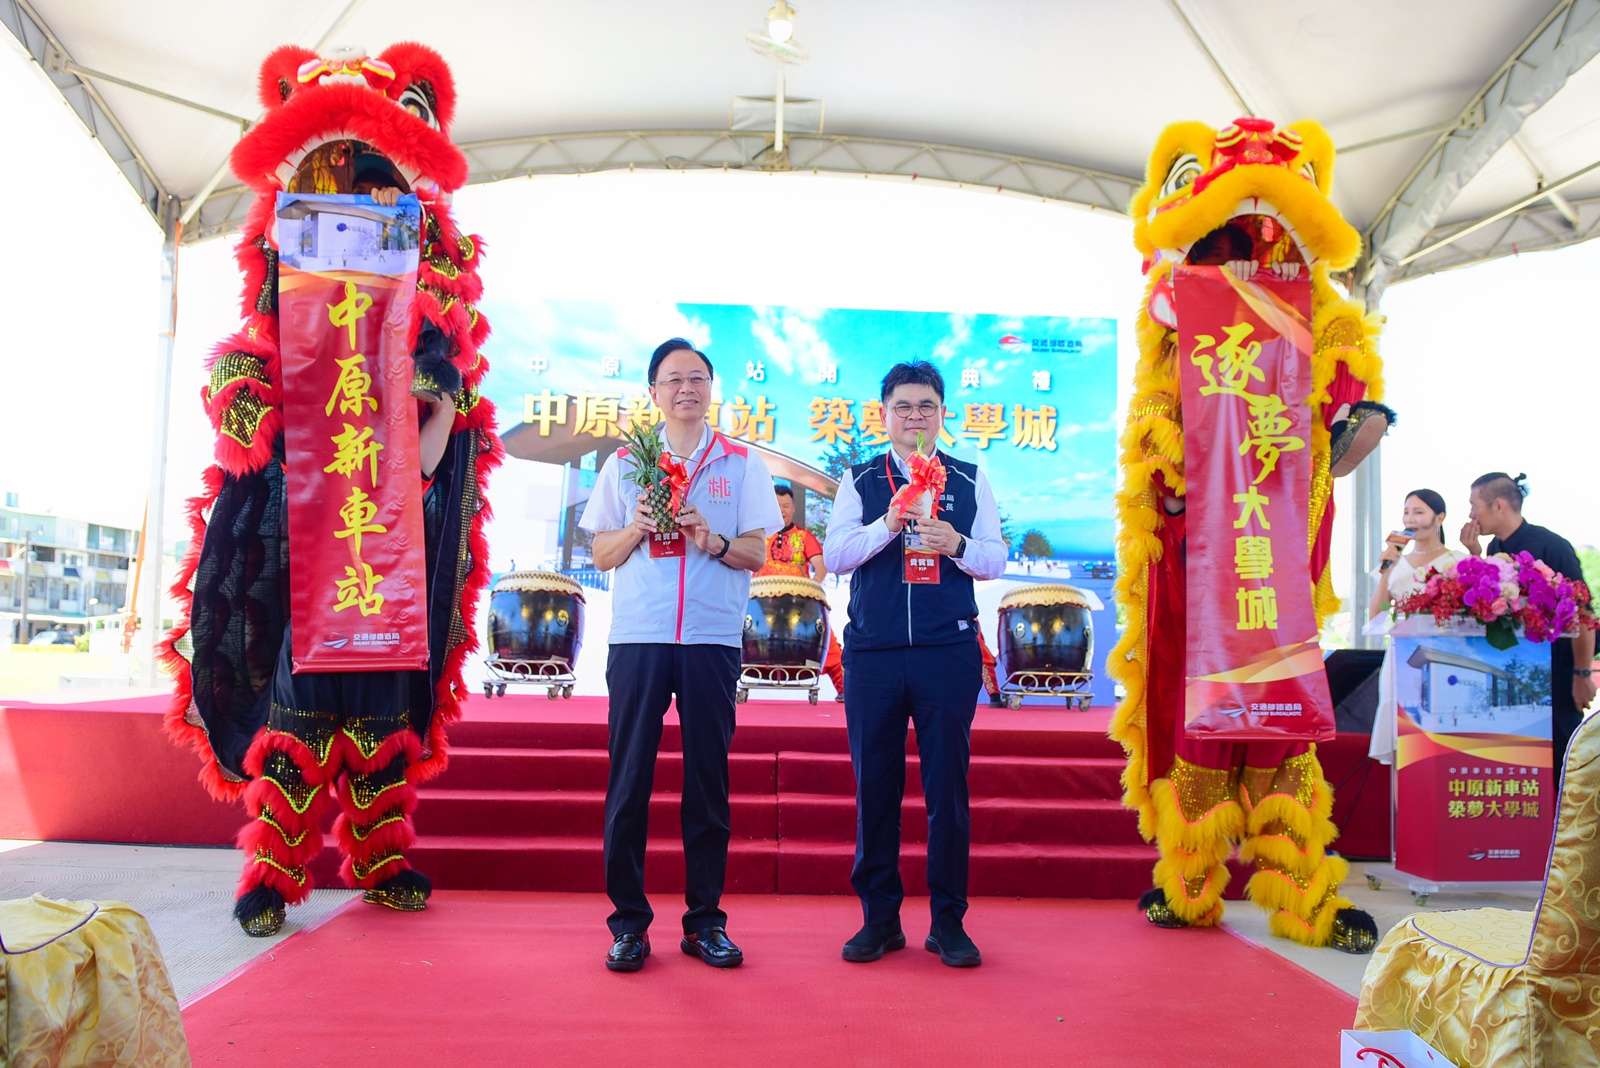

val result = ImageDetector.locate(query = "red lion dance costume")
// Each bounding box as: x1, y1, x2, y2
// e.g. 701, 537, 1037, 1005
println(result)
161, 43, 500, 935
1111, 118, 1390, 952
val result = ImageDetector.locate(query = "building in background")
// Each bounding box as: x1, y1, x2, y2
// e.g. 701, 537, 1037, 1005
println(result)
0, 490, 140, 643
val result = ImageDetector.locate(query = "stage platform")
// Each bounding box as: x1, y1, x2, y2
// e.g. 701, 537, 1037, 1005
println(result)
0, 694, 1390, 899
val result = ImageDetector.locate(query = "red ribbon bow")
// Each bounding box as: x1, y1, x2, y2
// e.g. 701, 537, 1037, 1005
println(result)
657, 452, 690, 514
890, 450, 948, 519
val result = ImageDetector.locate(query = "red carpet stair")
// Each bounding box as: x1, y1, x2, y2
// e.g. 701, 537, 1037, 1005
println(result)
308, 699, 1160, 898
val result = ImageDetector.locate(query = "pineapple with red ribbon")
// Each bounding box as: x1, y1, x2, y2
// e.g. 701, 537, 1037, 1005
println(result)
619, 422, 693, 557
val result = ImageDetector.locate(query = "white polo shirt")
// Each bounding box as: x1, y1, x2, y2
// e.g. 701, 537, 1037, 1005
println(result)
580, 426, 782, 648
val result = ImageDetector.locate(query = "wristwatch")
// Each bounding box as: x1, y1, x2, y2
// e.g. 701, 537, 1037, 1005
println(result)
713, 534, 732, 561
953, 534, 968, 559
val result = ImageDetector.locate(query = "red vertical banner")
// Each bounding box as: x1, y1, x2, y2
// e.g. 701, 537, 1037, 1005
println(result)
1176, 264, 1334, 740
276, 192, 429, 672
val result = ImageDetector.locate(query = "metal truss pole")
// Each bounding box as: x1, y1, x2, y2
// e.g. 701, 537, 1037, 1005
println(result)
1360, 0, 1600, 301
139, 199, 180, 687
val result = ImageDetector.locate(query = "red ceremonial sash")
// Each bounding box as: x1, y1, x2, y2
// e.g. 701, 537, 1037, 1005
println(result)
1175, 264, 1334, 741
277, 192, 430, 672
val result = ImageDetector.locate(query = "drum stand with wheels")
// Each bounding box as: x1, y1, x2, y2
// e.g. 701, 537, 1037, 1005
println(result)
998, 670, 1094, 711
482, 655, 577, 700
737, 665, 821, 705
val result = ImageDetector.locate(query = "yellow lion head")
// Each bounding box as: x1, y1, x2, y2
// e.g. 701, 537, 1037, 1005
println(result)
1130, 117, 1359, 281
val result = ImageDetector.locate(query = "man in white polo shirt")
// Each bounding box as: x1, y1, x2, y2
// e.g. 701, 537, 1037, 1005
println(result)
580, 338, 781, 974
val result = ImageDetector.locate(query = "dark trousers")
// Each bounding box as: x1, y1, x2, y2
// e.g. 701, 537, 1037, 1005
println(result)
603, 642, 739, 937
844, 639, 982, 931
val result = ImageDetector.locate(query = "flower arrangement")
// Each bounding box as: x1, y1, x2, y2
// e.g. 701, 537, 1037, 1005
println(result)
1394, 551, 1598, 649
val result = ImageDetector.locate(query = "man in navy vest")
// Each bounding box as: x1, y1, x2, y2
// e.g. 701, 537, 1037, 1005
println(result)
823, 360, 1006, 967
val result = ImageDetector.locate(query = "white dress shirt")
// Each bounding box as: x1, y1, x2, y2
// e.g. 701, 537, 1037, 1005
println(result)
823, 448, 1006, 580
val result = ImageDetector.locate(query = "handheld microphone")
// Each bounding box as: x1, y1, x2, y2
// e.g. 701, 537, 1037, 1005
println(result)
1378, 528, 1417, 571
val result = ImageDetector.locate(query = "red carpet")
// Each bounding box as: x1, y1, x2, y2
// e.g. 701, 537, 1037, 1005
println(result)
0, 694, 1391, 899
181, 891, 1358, 1067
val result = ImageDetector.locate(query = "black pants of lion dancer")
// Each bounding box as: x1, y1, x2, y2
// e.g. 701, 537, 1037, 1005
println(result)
845, 639, 982, 931
604, 643, 740, 937
237, 625, 422, 906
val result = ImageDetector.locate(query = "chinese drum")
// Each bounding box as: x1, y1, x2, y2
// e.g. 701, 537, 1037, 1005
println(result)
743, 575, 830, 668
996, 584, 1093, 681
487, 570, 585, 667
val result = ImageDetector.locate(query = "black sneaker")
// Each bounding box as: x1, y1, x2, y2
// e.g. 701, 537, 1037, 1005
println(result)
842, 922, 907, 963
925, 924, 982, 968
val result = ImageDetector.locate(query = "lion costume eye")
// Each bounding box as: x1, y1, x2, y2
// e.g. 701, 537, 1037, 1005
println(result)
1300, 161, 1317, 184
1160, 154, 1202, 200
398, 84, 439, 129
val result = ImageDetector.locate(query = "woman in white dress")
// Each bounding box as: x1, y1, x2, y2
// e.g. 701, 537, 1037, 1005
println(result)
1367, 489, 1466, 764
1367, 488, 1465, 620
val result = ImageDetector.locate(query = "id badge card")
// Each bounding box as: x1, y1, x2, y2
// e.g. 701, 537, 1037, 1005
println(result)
902, 532, 940, 584
649, 530, 687, 559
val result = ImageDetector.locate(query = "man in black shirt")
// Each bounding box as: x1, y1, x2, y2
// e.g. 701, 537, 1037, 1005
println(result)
1460, 472, 1597, 772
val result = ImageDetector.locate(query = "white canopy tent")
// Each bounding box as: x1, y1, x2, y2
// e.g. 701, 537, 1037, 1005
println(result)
6, 0, 1597, 679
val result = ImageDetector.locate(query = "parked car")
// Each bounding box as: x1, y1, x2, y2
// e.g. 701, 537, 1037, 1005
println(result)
28, 629, 78, 647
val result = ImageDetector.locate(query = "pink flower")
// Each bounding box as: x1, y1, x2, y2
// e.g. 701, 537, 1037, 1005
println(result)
1491, 597, 1509, 616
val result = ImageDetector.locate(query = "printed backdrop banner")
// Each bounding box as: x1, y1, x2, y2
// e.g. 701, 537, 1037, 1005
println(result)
1393, 629, 1554, 882
475, 297, 1123, 704
1175, 265, 1333, 741
276, 192, 429, 672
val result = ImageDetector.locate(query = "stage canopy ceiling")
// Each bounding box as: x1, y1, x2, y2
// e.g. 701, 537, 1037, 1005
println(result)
7, 0, 1599, 296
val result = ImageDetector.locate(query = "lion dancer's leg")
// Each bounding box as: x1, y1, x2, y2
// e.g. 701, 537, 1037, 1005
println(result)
233, 704, 340, 936
1144, 738, 1244, 928
333, 696, 431, 912
1239, 745, 1376, 952
1138, 513, 1246, 927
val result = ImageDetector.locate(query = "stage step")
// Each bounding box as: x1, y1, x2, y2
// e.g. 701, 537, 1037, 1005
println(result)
413, 788, 1137, 847
306, 835, 1160, 899
446, 705, 1123, 760
415, 788, 782, 840
776, 751, 1126, 799
776, 793, 1138, 846
431, 747, 778, 793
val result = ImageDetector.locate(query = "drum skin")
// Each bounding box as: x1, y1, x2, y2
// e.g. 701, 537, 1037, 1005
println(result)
744, 575, 830, 668
996, 584, 1093, 680
487, 571, 585, 665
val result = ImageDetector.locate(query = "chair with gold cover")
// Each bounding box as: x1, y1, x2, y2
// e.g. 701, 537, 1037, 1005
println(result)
1354, 711, 1600, 1067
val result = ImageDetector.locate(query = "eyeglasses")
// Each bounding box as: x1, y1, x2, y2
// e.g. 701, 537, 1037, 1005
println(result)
889, 401, 942, 418
655, 374, 711, 391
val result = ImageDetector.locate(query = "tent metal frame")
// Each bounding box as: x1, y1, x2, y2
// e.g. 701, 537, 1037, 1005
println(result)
8, 0, 1600, 670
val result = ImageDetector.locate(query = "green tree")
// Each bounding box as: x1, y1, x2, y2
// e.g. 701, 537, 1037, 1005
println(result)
1020, 529, 1053, 560
1579, 545, 1600, 594
807, 437, 878, 550
997, 506, 1017, 550
818, 437, 875, 481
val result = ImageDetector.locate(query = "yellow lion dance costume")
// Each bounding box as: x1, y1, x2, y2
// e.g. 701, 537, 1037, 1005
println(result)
1111, 117, 1391, 952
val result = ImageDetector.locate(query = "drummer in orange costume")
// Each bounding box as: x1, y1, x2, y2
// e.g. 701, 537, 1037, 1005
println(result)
757, 485, 845, 699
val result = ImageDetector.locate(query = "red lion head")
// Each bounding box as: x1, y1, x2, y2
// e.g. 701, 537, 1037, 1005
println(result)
231, 42, 468, 201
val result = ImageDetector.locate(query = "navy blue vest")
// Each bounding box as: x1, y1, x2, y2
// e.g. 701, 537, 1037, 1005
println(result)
844, 450, 981, 651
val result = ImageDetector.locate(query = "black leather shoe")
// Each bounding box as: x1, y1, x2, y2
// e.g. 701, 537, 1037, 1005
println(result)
605, 933, 650, 972
842, 922, 906, 963
925, 924, 982, 968
681, 926, 744, 968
